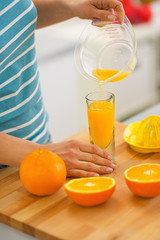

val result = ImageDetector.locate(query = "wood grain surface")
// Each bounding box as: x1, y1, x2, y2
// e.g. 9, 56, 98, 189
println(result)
0, 122, 160, 240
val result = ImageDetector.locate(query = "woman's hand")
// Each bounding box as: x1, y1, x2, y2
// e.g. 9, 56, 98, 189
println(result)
43, 140, 116, 178
34, 0, 124, 28
67, 0, 125, 24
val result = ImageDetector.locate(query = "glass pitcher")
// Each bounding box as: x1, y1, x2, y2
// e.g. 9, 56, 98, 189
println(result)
74, 15, 137, 85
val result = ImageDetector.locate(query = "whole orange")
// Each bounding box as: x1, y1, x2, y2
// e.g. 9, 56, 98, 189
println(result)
19, 149, 67, 196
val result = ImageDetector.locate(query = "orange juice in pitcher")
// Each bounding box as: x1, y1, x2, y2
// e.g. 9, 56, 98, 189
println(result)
92, 69, 131, 83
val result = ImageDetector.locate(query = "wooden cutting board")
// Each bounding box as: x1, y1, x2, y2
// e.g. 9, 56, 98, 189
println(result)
0, 122, 160, 240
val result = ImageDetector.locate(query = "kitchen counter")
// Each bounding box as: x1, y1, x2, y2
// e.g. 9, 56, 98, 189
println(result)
0, 122, 160, 240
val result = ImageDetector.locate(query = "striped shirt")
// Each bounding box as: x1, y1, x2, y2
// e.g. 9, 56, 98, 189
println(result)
0, 0, 49, 144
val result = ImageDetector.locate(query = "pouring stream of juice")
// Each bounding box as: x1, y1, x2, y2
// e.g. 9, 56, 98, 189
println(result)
87, 68, 130, 149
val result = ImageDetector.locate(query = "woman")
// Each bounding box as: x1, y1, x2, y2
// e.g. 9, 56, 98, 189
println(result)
0, 0, 124, 177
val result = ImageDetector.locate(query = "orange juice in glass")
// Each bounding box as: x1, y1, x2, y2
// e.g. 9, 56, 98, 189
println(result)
86, 91, 115, 162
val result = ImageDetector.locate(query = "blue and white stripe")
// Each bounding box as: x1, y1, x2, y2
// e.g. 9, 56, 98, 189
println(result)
0, 0, 49, 144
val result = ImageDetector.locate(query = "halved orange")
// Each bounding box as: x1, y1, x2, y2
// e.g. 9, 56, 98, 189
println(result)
64, 177, 116, 207
124, 163, 160, 197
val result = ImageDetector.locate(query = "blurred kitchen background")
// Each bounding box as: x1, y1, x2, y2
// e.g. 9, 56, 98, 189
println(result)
35, 0, 160, 143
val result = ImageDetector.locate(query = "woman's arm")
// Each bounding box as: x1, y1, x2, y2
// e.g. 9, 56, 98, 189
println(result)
33, 0, 124, 29
0, 132, 39, 167
0, 132, 115, 177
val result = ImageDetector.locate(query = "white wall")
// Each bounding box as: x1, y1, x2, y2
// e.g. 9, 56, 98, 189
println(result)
35, 23, 84, 142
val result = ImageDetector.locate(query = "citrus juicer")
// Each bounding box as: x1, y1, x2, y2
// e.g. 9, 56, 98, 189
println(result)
123, 115, 160, 153
74, 14, 137, 85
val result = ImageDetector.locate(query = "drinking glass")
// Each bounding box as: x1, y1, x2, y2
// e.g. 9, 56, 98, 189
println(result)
86, 91, 115, 161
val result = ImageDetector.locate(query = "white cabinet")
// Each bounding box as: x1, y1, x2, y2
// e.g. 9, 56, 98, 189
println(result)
35, 29, 80, 142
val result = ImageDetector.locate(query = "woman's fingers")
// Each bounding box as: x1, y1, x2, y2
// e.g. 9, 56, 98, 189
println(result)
71, 159, 114, 174
104, 0, 125, 24
91, 0, 125, 24
78, 141, 112, 160
77, 150, 115, 169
